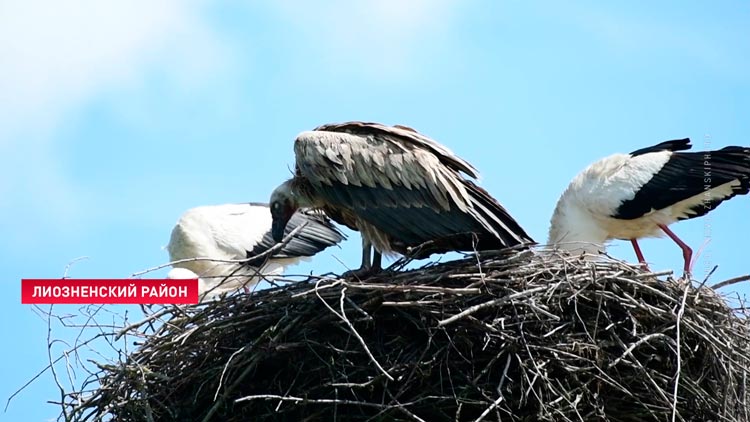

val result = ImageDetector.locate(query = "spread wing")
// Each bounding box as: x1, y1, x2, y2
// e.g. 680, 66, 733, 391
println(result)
296, 122, 475, 213
294, 122, 533, 250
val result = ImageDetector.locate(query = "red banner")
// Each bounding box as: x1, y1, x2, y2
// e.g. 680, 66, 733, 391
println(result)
21, 279, 199, 304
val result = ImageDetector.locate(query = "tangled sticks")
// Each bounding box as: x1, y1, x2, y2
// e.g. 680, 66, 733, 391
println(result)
63, 250, 750, 422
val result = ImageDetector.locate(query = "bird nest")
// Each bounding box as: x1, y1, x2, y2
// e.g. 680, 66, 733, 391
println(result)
62, 249, 750, 422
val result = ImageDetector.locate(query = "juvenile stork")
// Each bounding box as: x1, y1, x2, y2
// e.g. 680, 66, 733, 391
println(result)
166, 203, 344, 299
548, 138, 750, 275
270, 121, 534, 277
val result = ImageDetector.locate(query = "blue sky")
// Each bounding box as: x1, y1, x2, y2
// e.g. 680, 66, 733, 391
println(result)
2, 1, 748, 420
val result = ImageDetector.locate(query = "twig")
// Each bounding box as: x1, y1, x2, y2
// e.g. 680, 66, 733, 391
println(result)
63, 256, 90, 278
314, 282, 393, 381
438, 286, 547, 327
671, 282, 690, 422
697, 265, 719, 290
214, 346, 247, 401
235, 394, 421, 418
342, 281, 481, 295
607, 333, 674, 369
114, 307, 174, 341
712, 275, 750, 291
632, 270, 674, 279
473, 394, 505, 422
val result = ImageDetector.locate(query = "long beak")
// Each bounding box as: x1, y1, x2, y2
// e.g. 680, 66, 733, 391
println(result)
272, 218, 287, 242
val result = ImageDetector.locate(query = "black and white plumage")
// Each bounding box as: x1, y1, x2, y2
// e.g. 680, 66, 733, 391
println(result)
166, 203, 344, 299
548, 138, 750, 274
269, 121, 534, 277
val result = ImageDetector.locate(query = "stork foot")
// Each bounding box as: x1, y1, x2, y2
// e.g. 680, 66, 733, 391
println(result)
681, 249, 695, 280
681, 262, 693, 281
630, 239, 651, 272
344, 247, 383, 280
657, 224, 694, 281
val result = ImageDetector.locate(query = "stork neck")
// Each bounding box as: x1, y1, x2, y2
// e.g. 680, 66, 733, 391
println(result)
548, 197, 608, 255
288, 177, 319, 208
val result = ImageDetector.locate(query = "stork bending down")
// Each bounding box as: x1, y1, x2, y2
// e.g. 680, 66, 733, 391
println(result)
270, 121, 534, 278
548, 138, 750, 276
167, 203, 344, 299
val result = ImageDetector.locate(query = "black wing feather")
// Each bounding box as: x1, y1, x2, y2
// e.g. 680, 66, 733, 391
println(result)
629, 138, 692, 157
314, 180, 534, 257
246, 210, 345, 266
615, 145, 750, 220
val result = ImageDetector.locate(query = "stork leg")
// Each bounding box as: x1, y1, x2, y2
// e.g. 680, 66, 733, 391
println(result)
360, 239, 372, 269
630, 239, 651, 271
658, 224, 693, 278
342, 238, 381, 279
371, 250, 382, 272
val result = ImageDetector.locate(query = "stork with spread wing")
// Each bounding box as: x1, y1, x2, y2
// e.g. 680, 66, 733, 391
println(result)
270, 121, 534, 277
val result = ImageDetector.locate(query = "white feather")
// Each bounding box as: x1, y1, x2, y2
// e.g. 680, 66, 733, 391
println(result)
548, 151, 673, 254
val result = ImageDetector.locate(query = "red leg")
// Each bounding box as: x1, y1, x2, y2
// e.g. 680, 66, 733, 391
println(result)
658, 224, 693, 276
630, 239, 650, 271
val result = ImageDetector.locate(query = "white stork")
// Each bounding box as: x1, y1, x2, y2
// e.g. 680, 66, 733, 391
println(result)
166, 203, 344, 299
269, 121, 534, 277
548, 138, 750, 274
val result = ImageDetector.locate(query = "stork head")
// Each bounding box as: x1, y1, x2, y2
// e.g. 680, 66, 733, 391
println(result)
270, 180, 299, 242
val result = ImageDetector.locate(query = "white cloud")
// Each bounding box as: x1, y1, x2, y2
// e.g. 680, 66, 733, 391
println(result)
0, 0, 231, 139
269, 0, 461, 79
0, 0, 232, 237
